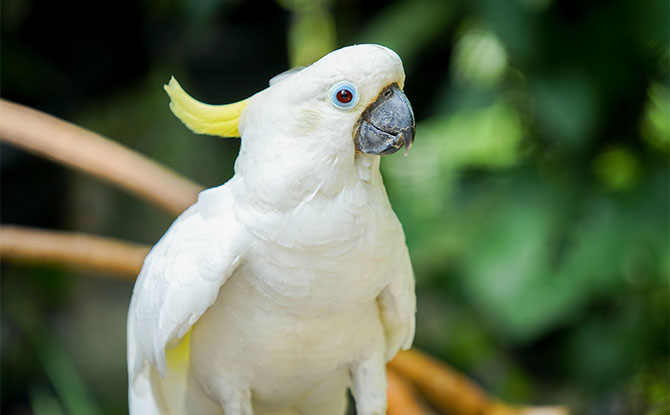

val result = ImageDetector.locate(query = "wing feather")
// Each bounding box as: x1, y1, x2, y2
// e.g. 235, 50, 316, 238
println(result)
377, 242, 416, 361
127, 182, 249, 382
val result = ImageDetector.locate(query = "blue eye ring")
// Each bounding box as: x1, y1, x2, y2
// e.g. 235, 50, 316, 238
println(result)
330, 82, 359, 109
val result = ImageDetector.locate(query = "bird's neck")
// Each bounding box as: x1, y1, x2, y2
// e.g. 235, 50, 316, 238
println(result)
233, 148, 384, 211
354, 153, 382, 185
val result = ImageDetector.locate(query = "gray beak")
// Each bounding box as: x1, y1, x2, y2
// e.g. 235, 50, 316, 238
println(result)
354, 83, 416, 156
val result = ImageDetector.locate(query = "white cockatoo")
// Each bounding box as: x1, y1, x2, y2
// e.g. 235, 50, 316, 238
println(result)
127, 44, 416, 415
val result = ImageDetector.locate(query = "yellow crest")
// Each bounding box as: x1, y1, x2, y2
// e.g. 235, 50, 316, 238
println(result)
164, 77, 248, 138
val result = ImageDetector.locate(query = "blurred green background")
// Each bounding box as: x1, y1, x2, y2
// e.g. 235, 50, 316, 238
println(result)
1, 0, 668, 414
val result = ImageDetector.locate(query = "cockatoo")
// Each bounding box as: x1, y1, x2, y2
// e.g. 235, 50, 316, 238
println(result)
127, 44, 416, 415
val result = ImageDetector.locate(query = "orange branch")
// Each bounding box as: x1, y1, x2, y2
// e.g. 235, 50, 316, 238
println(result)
389, 349, 570, 415
0, 225, 149, 279
387, 366, 433, 415
390, 348, 490, 414
0, 100, 203, 216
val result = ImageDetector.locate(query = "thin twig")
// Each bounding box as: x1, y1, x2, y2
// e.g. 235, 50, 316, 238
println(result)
0, 225, 149, 279
0, 100, 203, 215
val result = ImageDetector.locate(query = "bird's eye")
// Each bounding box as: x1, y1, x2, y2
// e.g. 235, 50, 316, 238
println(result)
337, 89, 353, 104
330, 82, 358, 109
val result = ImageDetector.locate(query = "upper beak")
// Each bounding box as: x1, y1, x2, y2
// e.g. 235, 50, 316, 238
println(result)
354, 83, 416, 156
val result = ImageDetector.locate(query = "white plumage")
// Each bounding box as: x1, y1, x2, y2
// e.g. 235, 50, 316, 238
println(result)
127, 44, 416, 415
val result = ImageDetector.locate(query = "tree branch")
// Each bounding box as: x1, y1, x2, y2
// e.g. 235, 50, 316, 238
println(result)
387, 366, 433, 415
390, 349, 569, 415
0, 225, 149, 279
0, 100, 203, 216
390, 348, 491, 414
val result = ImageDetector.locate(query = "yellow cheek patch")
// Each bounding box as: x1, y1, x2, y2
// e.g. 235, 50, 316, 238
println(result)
164, 77, 248, 138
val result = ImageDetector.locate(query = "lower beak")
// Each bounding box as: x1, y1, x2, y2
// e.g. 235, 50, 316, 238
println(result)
354, 83, 416, 156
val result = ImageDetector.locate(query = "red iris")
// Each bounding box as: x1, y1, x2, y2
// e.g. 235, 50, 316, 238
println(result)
336, 88, 353, 104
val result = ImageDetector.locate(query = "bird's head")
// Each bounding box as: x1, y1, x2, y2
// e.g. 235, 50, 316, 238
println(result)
165, 45, 415, 160
270, 44, 415, 157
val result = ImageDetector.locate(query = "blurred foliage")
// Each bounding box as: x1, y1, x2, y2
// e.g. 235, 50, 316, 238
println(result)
1, 0, 668, 414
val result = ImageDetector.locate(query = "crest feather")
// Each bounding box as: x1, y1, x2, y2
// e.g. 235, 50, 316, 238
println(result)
164, 77, 248, 138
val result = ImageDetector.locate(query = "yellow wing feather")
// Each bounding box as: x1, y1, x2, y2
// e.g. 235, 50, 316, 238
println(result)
164, 329, 191, 374
164, 77, 248, 138
157, 330, 191, 411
